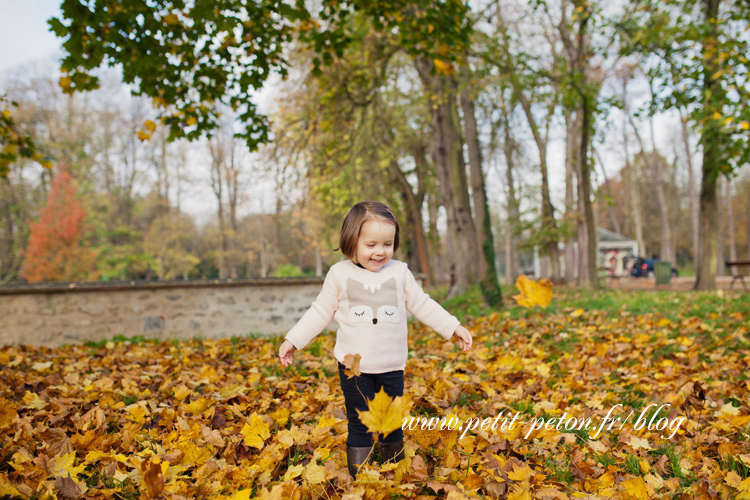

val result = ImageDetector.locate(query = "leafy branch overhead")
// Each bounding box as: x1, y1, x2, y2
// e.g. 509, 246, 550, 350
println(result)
0, 97, 51, 178
49, 0, 473, 150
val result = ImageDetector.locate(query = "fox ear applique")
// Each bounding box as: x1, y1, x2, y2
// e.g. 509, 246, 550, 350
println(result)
347, 278, 400, 325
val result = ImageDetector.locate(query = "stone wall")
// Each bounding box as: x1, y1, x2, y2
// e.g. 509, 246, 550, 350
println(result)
0, 278, 329, 347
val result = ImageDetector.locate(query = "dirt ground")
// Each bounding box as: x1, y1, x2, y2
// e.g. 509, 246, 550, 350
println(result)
603, 275, 749, 291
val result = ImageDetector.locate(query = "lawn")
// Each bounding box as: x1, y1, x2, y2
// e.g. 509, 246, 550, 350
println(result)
1, 286, 749, 499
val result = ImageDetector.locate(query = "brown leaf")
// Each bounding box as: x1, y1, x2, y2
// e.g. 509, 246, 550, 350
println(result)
682, 381, 707, 419
54, 475, 82, 498
342, 353, 361, 378
139, 457, 165, 499
482, 480, 507, 499
654, 454, 669, 476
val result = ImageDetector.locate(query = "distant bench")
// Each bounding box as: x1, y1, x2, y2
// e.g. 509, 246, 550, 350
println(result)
726, 260, 750, 290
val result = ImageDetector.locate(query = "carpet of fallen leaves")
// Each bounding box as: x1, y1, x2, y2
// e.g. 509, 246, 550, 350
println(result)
1, 290, 750, 500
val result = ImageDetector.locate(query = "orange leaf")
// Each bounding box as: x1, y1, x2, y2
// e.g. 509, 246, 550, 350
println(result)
513, 275, 554, 309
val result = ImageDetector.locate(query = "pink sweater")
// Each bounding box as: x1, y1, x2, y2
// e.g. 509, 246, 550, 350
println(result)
285, 259, 460, 373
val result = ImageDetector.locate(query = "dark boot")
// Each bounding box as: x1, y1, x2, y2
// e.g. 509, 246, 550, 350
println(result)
346, 446, 374, 478
379, 440, 405, 464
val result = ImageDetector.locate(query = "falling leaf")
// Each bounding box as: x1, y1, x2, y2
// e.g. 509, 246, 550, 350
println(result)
513, 275, 554, 309
357, 388, 412, 437
343, 353, 361, 379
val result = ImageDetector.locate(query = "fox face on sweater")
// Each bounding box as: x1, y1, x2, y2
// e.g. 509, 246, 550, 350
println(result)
347, 277, 400, 325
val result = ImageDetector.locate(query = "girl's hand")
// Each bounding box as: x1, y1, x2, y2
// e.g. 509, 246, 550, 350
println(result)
452, 325, 472, 351
279, 340, 297, 367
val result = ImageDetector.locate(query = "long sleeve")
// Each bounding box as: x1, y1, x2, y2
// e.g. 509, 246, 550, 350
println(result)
285, 266, 340, 349
403, 268, 460, 339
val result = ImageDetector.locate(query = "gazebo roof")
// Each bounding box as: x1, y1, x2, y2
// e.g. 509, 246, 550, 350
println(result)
598, 227, 635, 243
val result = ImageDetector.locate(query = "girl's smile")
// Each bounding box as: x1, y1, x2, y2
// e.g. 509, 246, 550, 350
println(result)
355, 220, 396, 272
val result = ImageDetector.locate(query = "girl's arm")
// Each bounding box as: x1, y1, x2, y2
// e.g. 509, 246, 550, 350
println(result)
403, 268, 464, 342
279, 266, 339, 366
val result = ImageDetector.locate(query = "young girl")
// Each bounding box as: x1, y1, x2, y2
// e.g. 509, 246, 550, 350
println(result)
278, 201, 472, 477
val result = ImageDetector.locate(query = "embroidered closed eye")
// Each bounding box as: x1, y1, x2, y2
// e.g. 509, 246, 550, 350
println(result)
384, 311, 394, 316
354, 311, 365, 317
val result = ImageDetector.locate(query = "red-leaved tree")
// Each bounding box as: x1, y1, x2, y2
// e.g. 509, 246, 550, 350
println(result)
22, 168, 99, 282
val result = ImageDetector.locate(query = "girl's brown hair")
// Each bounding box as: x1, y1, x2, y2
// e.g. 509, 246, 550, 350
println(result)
336, 201, 400, 260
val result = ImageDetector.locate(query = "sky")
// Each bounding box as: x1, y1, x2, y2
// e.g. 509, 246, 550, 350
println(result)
0, 0, 62, 73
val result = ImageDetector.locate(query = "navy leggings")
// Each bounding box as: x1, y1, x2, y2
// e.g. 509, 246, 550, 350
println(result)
338, 362, 405, 447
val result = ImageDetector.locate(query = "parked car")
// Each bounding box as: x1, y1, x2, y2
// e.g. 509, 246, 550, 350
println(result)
629, 257, 679, 278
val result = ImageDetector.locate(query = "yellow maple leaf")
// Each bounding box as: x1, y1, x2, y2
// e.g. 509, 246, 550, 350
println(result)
283, 463, 304, 481
179, 441, 212, 466
620, 477, 650, 500
507, 487, 533, 500
357, 388, 413, 437
627, 436, 652, 450
241, 414, 270, 449
303, 461, 326, 484
513, 275, 554, 309
49, 452, 86, 481
507, 463, 535, 482
726, 470, 743, 489
21, 392, 46, 410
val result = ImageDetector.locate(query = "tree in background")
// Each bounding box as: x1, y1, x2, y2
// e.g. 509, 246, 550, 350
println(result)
22, 167, 99, 282
621, 0, 750, 289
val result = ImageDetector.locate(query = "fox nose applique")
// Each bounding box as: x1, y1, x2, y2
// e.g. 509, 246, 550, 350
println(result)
373, 318, 378, 324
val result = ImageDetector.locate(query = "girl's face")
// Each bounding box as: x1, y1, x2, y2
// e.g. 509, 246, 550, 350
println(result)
354, 219, 396, 272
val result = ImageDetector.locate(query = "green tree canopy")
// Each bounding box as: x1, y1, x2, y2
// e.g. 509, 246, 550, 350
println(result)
49, 0, 472, 151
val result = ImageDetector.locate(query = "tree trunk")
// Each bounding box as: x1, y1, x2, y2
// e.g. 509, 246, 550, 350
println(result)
460, 90, 488, 280
209, 137, 227, 279
502, 103, 521, 284
716, 180, 725, 276
392, 163, 432, 285
578, 95, 598, 287
564, 109, 578, 282
725, 177, 737, 262
694, 0, 721, 290
680, 108, 700, 264
415, 56, 478, 298
460, 90, 502, 305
